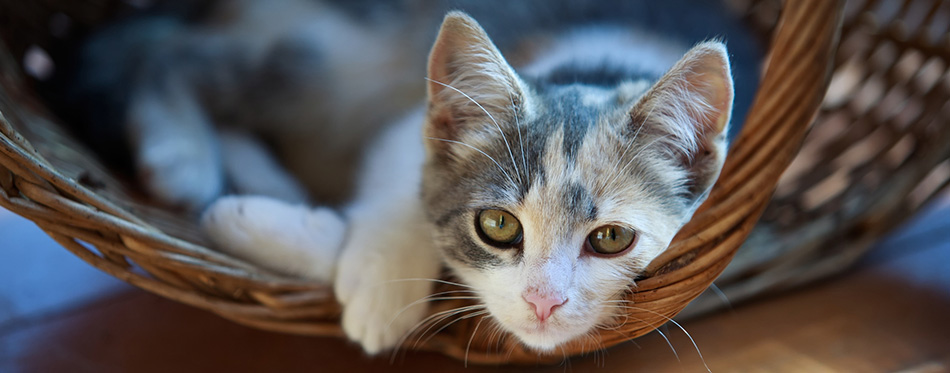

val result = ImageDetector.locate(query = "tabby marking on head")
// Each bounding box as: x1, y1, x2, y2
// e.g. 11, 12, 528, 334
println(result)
421, 12, 733, 350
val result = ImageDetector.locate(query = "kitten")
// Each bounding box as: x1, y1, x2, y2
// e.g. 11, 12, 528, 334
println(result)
202, 9, 736, 354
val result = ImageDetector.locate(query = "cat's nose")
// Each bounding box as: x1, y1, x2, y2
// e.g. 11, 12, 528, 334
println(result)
523, 292, 567, 322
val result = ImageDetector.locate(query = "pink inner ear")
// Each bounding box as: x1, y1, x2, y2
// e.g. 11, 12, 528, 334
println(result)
630, 42, 734, 151
685, 45, 734, 135
692, 60, 734, 133
425, 12, 487, 102
425, 38, 453, 99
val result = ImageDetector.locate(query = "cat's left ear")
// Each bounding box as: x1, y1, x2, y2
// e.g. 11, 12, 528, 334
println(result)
424, 11, 526, 147
632, 41, 734, 207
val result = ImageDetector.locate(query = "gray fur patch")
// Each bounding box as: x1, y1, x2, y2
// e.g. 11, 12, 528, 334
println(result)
564, 182, 597, 221
448, 230, 506, 269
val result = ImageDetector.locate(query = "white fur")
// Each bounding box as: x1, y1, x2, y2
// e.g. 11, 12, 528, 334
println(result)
128, 85, 223, 210
201, 195, 345, 281
203, 108, 442, 353
335, 108, 442, 354
449, 126, 684, 351
127, 0, 424, 207
218, 129, 309, 204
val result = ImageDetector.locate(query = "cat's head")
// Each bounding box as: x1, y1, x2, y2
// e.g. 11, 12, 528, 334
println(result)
420, 12, 733, 351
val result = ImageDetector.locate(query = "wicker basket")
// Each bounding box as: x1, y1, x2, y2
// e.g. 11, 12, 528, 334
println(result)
1, 0, 947, 364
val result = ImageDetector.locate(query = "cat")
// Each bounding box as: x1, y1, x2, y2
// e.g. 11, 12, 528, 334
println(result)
200, 5, 746, 354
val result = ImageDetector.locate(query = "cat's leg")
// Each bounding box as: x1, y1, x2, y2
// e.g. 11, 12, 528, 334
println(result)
200, 195, 345, 282
332, 110, 442, 354
127, 31, 262, 211
218, 129, 309, 204
334, 198, 442, 354
127, 68, 223, 211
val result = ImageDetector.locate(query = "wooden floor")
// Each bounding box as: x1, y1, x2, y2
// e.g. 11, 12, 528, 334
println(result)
1, 198, 948, 372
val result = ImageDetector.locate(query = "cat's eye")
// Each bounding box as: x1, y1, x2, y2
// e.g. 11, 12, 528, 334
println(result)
587, 225, 636, 255
477, 209, 523, 246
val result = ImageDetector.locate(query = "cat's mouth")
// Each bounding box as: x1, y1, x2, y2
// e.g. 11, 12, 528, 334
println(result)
519, 322, 551, 333
510, 323, 577, 351
504, 315, 592, 351
497, 300, 624, 352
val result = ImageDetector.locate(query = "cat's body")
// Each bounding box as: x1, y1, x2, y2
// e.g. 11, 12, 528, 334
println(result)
66, 0, 430, 207
67, 0, 758, 355
198, 4, 752, 354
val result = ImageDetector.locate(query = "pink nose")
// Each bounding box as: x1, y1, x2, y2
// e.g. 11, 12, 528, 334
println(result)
523, 292, 567, 322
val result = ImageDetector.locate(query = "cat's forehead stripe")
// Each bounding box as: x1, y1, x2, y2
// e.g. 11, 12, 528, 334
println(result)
537, 86, 601, 163
565, 182, 597, 222
466, 79, 654, 203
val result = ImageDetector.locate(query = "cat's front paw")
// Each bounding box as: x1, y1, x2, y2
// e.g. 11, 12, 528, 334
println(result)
338, 274, 433, 354
138, 138, 224, 210
201, 195, 346, 282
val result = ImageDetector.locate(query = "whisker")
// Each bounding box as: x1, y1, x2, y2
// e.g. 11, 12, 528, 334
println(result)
391, 306, 465, 362
557, 343, 570, 371
612, 134, 672, 189
595, 301, 682, 364
598, 309, 630, 331
656, 328, 680, 362
464, 313, 490, 367
425, 136, 517, 188
390, 304, 486, 362
595, 330, 609, 368
483, 322, 500, 355
479, 320, 505, 356
394, 303, 480, 342
507, 88, 529, 182
505, 338, 518, 363
416, 309, 489, 349
579, 331, 593, 367
426, 78, 522, 184
709, 282, 734, 311
614, 301, 712, 373
410, 305, 485, 346
384, 291, 479, 333
378, 278, 475, 289
604, 118, 648, 191
490, 323, 508, 355
582, 329, 608, 368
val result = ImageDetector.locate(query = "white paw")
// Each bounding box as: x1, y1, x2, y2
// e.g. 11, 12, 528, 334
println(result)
338, 270, 433, 354
200, 195, 346, 282
333, 219, 440, 354
138, 139, 223, 210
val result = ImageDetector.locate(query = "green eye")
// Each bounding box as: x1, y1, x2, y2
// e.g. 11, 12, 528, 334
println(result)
588, 225, 636, 255
477, 209, 523, 245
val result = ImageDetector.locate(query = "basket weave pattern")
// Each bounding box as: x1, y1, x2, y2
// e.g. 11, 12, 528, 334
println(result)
683, 0, 950, 317
1, 0, 946, 364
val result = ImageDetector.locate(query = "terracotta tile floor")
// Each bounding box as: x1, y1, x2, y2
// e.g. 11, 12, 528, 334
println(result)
0, 198, 948, 372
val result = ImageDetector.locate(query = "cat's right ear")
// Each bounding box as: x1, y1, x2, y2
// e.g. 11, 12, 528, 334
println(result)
630, 41, 734, 209
424, 11, 525, 147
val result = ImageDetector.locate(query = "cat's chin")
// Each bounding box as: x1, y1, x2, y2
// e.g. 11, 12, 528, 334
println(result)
506, 322, 590, 352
